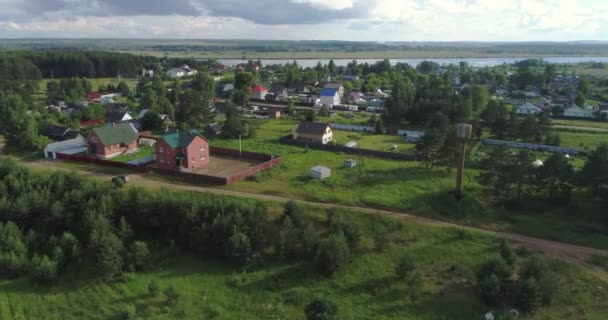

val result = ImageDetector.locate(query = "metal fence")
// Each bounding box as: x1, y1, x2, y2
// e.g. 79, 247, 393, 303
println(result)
482, 139, 587, 155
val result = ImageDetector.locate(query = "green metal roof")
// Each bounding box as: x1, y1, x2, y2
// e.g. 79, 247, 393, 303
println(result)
92, 123, 138, 146
161, 129, 204, 148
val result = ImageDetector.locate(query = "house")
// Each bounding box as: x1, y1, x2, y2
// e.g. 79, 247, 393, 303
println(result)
222, 83, 235, 93
323, 83, 344, 96
250, 85, 269, 100
205, 122, 223, 138
107, 111, 133, 124
87, 123, 139, 159
294, 121, 333, 144
516, 102, 542, 115
564, 104, 594, 118
342, 75, 360, 81
270, 86, 289, 101
41, 124, 78, 141
320, 88, 341, 106
156, 130, 209, 172
348, 92, 365, 104
166, 65, 197, 79
139, 68, 154, 78
87, 91, 102, 102
44, 135, 87, 159
310, 165, 331, 180
344, 159, 358, 168
495, 86, 510, 95
287, 83, 310, 94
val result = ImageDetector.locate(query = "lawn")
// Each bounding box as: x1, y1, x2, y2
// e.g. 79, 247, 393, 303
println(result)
111, 146, 155, 163
1, 204, 606, 320
207, 118, 608, 249
332, 130, 416, 154
552, 119, 608, 130
555, 130, 608, 150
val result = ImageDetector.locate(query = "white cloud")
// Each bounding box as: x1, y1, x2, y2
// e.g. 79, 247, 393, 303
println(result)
291, 0, 355, 10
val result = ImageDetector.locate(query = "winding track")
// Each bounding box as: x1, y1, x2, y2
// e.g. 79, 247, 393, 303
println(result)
18, 158, 608, 279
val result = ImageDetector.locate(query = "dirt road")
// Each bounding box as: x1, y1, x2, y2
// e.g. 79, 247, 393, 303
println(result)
20, 159, 608, 279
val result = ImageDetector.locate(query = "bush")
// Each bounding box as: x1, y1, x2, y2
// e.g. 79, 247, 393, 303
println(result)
328, 211, 361, 249
477, 256, 511, 281
314, 232, 350, 275
120, 304, 137, 320
517, 277, 540, 312
127, 241, 150, 271
31, 254, 58, 282
499, 240, 516, 266
479, 273, 503, 305
538, 272, 559, 305
406, 271, 424, 302
304, 297, 338, 320
148, 280, 160, 297
520, 255, 547, 281
395, 253, 416, 279
163, 286, 180, 307
372, 225, 390, 251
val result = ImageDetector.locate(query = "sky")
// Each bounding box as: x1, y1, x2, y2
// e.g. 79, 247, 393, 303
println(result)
0, 0, 606, 41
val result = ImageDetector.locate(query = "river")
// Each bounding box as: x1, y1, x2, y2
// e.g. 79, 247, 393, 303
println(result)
217, 57, 608, 68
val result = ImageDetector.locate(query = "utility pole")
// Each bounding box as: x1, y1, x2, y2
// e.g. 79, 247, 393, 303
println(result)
455, 123, 472, 200
239, 134, 242, 158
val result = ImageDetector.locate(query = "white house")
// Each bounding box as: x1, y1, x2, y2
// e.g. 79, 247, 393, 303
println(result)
516, 102, 542, 115
294, 121, 333, 145
323, 83, 344, 97
564, 104, 594, 118
44, 135, 87, 159
311, 165, 331, 180
166, 65, 198, 79
320, 88, 341, 106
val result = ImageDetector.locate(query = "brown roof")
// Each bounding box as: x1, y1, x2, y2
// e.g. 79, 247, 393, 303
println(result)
295, 121, 330, 135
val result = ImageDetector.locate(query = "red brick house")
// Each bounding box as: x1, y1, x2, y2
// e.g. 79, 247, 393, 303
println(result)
87, 123, 139, 159
156, 130, 209, 172
87, 91, 102, 102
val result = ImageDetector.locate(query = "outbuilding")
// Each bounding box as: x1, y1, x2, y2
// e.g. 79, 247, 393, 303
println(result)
344, 159, 358, 168
310, 165, 331, 180
44, 135, 87, 159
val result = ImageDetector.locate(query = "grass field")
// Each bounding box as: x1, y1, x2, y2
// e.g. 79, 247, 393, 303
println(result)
555, 130, 608, 150
1, 203, 606, 320
205, 118, 608, 249
552, 119, 608, 130
112, 146, 155, 163
332, 130, 416, 154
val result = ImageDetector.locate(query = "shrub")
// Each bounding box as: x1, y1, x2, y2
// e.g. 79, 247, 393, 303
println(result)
520, 255, 548, 281
395, 253, 416, 279
479, 273, 503, 305
406, 271, 424, 302
31, 255, 58, 282
127, 241, 150, 271
499, 240, 516, 266
517, 277, 540, 312
477, 256, 511, 281
304, 297, 338, 320
148, 280, 160, 297
314, 232, 350, 275
120, 304, 137, 320
538, 272, 559, 305
372, 226, 390, 252
163, 286, 180, 307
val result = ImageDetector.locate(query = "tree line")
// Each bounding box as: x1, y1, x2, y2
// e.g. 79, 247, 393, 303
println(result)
0, 51, 158, 79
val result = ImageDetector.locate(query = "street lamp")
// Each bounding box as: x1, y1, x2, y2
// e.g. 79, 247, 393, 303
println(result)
455, 123, 472, 200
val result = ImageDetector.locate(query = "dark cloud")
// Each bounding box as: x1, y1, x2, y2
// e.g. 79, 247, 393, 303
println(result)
10, 0, 365, 24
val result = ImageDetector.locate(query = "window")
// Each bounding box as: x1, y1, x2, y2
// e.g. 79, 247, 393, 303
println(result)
159, 147, 164, 153
200, 153, 206, 160
200, 145, 205, 151
91, 137, 98, 143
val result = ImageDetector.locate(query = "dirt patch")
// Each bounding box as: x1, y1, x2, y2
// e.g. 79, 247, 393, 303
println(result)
192, 155, 263, 178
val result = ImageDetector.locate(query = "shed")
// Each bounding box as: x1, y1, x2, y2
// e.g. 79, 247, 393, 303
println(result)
310, 165, 331, 180
44, 135, 87, 159
344, 159, 358, 168
344, 141, 358, 148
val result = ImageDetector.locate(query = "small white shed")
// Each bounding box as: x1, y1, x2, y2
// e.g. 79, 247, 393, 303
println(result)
344, 159, 358, 168
311, 165, 331, 180
43, 135, 87, 159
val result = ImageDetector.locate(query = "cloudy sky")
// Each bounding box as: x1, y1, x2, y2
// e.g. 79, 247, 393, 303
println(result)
0, 0, 606, 41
